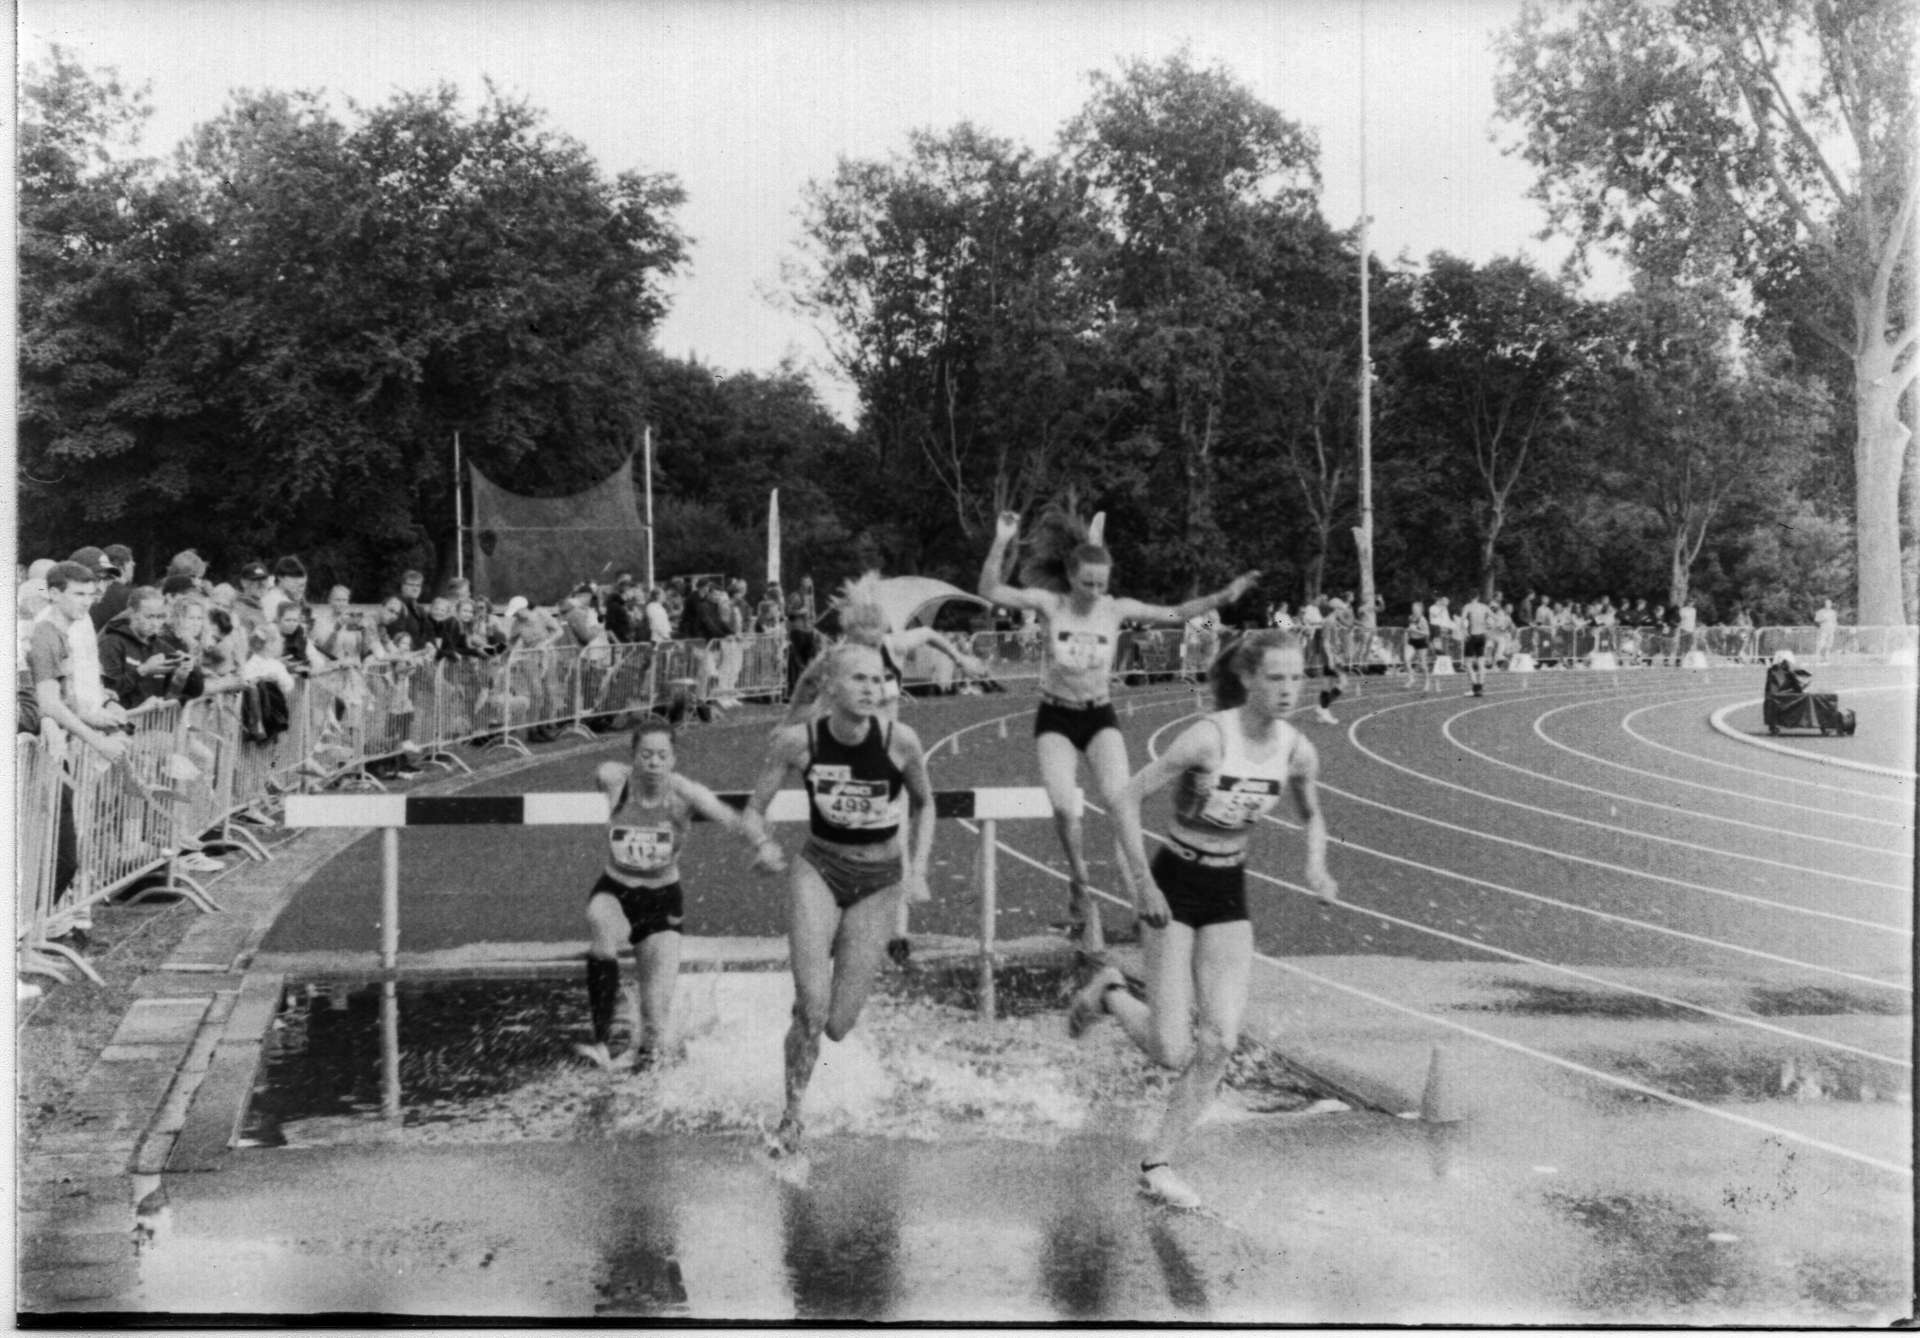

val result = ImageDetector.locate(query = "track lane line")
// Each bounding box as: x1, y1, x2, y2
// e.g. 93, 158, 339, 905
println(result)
1332, 704, 1909, 931
1436, 698, 1909, 868
1530, 696, 1915, 832
1621, 698, 1913, 804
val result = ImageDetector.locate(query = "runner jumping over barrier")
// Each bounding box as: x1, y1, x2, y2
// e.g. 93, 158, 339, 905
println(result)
1069, 629, 1338, 1210
979, 504, 1258, 953
745, 640, 935, 1162
577, 715, 785, 1072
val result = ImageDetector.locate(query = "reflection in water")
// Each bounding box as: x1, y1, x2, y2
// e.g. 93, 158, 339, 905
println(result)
380, 980, 401, 1120
594, 1198, 690, 1318
780, 1155, 902, 1321
1039, 1210, 1119, 1319
1145, 1216, 1211, 1315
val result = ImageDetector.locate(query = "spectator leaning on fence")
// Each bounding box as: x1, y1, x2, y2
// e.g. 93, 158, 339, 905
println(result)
261, 556, 308, 626
98, 587, 196, 710
27, 563, 131, 765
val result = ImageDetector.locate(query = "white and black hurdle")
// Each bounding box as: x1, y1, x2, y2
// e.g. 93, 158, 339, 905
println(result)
282, 784, 1075, 1020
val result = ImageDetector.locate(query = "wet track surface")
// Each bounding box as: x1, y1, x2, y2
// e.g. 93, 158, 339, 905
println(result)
66, 668, 1920, 1321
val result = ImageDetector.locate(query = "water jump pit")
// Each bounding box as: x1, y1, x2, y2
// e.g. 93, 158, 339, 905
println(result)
240, 951, 1347, 1151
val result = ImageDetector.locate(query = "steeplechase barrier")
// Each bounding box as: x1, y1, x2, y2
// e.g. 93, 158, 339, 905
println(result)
281, 784, 1074, 1020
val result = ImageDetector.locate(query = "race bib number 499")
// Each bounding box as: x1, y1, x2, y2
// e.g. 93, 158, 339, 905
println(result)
811, 778, 898, 830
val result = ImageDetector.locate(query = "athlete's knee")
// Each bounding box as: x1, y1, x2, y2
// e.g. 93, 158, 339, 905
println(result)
824, 1013, 859, 1044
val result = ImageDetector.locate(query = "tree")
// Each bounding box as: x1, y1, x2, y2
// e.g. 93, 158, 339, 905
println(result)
1399, 255, 1588, 600
788, 124, 1105, 574
1582, 279, 1832, 605
1495, 0, 1917, 623
1062, 51, 1324, 590
17, 48, 194, 557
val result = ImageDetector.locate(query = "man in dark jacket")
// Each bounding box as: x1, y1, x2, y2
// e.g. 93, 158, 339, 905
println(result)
98, 588, 201, 709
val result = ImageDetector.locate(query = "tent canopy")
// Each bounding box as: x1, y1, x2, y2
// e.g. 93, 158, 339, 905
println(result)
874, 577, 989, 631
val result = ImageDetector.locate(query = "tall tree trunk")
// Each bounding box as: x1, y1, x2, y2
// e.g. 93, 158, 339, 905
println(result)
1667, 536, 1690, 610
1854, 343, 1912, 626
1478, 500, 1505, 603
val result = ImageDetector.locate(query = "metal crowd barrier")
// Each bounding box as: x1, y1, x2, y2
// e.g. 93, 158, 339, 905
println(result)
16, 621, 1911, 991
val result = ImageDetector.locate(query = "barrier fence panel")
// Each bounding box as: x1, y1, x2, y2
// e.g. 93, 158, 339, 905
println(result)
18, 621, 1910, 991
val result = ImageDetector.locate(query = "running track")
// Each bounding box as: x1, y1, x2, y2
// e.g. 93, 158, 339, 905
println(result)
264, 668, 1915, 1174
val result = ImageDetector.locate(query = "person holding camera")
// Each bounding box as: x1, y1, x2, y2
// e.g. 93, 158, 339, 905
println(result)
99, 587, 204, 710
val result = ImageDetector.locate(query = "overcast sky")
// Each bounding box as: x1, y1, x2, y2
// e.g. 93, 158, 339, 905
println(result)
23, 0, 1578, 419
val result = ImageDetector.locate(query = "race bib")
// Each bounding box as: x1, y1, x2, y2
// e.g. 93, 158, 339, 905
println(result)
608, 825, 675, 873
1051, 630, 1111, 673
1196, 777, 1283, 829
811, 778, 899, 830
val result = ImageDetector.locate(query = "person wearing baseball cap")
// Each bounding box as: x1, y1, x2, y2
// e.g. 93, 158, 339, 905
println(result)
90, 543, 138, 631
235, 561, 273, 633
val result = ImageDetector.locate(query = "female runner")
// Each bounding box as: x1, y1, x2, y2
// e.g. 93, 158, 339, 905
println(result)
578, 716, 785, 1070
978, 506, 1258, 952
746, 640, 935, 1156
1068, 630, 1338, 1208
782, 574, 986, 962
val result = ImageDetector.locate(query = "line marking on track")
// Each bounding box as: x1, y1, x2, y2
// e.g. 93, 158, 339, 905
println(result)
1335, 703, 1909, 932
1621, 698, 1913, 805
1708, 689, 1918, 780
975, 808, 1912, 1176
1531, 695, 1916, 832
1354, 695, 1909, 894
1437, 699, 1910, 867
937, 691, 1912, 1176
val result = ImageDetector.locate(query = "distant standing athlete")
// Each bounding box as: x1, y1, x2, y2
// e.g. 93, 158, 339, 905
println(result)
979, 506, 1258, 953
1070, 631, 1337, 1209
578, 717, 784, 1070
1459, 592, 1492, 697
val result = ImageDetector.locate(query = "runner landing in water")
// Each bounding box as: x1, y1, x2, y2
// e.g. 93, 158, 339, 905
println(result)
577, 716, 784, 1072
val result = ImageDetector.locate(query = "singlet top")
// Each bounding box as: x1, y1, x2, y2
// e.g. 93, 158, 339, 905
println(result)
1169, 710, 1297, 844
804, 716, 906, 845
1407, 614, 1430, 640
604, 771, 691, 887
1041, 595, 1121, 696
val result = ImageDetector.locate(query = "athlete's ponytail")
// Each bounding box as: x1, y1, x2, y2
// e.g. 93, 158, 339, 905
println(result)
1018, 501, 1110, 594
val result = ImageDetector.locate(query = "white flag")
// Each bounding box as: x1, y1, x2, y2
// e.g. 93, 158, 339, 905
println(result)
767, 489, 781, 587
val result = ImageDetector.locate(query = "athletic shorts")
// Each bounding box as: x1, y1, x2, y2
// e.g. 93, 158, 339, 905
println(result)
1150, 845, 1248, 930
801, 837, 901, 910
588, 873, 685, 943
1463, 635, 1488, 658
1406, 637, 1428, 651
1034, 698, 1121, 753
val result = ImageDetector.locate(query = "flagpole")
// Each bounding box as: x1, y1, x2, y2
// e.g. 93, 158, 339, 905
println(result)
453, 431, 465, 584
1354, 0, 1378, 639
643, 425, 656, 593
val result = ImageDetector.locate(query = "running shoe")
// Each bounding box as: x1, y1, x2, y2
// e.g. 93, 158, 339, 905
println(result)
1314, 705, 1339, 725
574, 1041, 617, 1071
766, 1117, 805, 1159
1139, 1162, 1203, 1210
1067, 965, 1126, 1039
